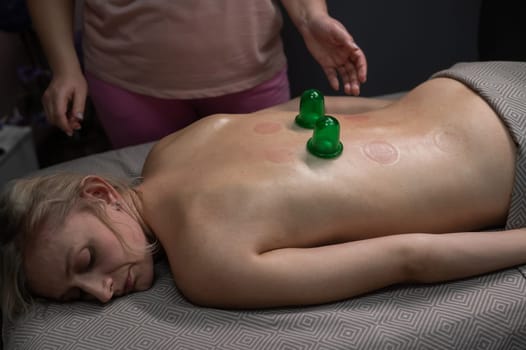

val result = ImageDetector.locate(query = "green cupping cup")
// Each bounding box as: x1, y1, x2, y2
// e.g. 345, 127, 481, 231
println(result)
307, 115, 343, 159
295, 89, 325, 129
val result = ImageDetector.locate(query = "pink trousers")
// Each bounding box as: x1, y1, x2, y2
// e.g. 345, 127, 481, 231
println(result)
86, 68, 290, 148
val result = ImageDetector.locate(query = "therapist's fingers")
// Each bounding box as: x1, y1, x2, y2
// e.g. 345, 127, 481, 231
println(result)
337, 62, 361, 96
347, 64, 360, 96
324, 66, 340, 92
329, 21, 367, 84
349, 42, 368, 83
69, 89, 86, 131
337, 65, 351, 94
48, 90, 74, 136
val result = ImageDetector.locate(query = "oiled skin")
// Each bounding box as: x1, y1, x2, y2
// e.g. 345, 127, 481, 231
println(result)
138, 78, 517, 308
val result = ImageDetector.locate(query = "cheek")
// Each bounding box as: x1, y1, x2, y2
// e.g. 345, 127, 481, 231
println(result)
125, 218, 147, 243
136, 255, 155, 290
108, 213, 148, 252
96, 231, 134, 267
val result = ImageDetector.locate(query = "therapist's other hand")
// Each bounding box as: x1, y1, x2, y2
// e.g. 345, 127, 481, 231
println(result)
301, 14, 367, 96
42, 71, 86, 137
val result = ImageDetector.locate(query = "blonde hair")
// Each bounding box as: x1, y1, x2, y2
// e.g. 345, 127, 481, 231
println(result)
0, 173, 157, 321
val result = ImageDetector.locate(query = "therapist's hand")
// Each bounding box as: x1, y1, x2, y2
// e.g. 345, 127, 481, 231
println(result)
41, 70, 86, 137
300, 14, 367, 96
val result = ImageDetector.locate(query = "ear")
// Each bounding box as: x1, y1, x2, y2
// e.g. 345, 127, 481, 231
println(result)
79, 175, 119, 205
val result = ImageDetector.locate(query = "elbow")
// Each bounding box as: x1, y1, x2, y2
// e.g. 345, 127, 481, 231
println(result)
399, 233, 432, 283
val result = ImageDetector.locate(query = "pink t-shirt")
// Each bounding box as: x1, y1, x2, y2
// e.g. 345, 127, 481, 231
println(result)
82, 0, 287, 99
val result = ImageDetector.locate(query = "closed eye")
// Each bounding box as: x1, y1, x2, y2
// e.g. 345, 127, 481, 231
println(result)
76, 247, 95, 273
86, 247, 96, 271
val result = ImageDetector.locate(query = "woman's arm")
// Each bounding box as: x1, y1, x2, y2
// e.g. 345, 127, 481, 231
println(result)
27, 0, 78, 76
279, 0, 328, 34
181, 229, 526, 308
26, 0, 86, 136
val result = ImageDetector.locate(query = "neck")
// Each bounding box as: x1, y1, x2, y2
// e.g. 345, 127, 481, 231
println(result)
123, 186, 153, 238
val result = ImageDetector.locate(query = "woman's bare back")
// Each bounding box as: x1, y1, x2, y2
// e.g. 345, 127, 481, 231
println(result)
142, 77, 515, 248
138, 77, 517, 307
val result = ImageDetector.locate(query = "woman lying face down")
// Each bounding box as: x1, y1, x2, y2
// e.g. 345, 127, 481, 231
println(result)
2, 62, 526, 321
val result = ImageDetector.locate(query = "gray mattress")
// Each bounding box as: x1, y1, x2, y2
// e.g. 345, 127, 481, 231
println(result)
3, 142, 526, 350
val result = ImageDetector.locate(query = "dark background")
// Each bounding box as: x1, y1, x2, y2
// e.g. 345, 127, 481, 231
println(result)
283, 0, 487, 98
283, 0, 525, 98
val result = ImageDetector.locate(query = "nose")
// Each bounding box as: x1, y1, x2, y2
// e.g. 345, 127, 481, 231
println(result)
77, 274, 114, 303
